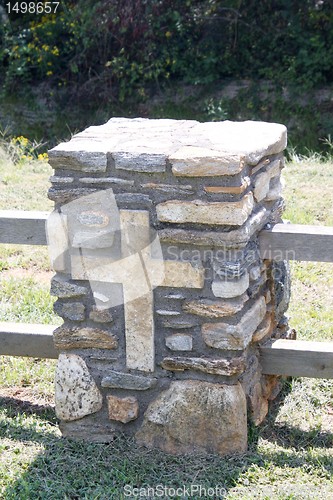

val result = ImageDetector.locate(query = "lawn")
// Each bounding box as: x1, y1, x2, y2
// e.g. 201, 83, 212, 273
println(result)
0, 144, 332, 499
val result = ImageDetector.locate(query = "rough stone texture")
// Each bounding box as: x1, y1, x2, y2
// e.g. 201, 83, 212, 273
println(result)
136, 381, 248, 456
156, 193, 254, 226
182, 294, 248, 318
159, 205, 271, 248
54, 301, 86, 321
55, 353, 103, 421
50, 275, 88, 298
54, 325, 118, 350
202, 297, 267, 350
248, 382, 269, 426
101, 371, 157, 390
113, 152, 166, 173
212, 273, 250, 299
165, 334, 193, 351
107, 395, 139, 423
161, 356, 246, 376
124, 292, 155, 372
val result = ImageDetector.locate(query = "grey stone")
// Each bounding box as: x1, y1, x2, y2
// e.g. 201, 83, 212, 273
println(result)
48, 145, 107, 172
113, 151, 166, 172
161, 318, 198, 329
55, 353, 103, 421
115, 193, 152, 205
165, 334, 193, 351
101, 371, 157, 390
136, 381, 248, 456
79, 177, 135, 186
54, 301, 86, 321
48, 187, 98, 204
50, 275, 88, 299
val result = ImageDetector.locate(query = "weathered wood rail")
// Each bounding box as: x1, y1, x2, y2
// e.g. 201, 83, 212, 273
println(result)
0, 211, 332, 378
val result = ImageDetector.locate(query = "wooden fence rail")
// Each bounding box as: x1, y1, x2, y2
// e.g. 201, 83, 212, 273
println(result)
0, 210, 332, 379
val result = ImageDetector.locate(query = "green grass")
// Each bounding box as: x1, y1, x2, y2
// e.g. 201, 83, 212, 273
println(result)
0, 147, 332, 499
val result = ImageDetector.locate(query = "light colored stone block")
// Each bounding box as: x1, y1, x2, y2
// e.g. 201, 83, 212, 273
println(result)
107, 395, 139, 423
55, 353, 103, 421
136, 381, 248, 456
202, 296, 267, 350
170, 146, 245, 176
156, 193, 254, 226
48, 141, 108, 172
124, 292, 155, 373
212, 272, 249, 299
166, 334, 193, 351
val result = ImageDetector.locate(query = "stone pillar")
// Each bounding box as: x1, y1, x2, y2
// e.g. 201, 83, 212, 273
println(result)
47, 118, 291, 455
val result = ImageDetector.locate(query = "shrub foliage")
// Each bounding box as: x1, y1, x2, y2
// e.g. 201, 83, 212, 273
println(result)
1, 0, 332, 100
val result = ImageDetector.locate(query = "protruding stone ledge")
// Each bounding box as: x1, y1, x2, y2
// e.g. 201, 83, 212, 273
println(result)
54, 325, 118, 350
161, 356, 246, 376
48, 147, 108, 173
50, 275, 88, 299
182, 293, 248, 318
170, 147, 246, 177
102, 371, 157, 390
156, 193, 254, 226
158, 206, 270, 248
202, 296, 267, 350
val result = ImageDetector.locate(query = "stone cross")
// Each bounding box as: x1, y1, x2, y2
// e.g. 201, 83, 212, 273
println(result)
71, 209, 204, 372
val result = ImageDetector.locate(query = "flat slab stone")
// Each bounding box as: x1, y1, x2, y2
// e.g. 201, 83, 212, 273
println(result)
101, 371, 157, 390
156, 193, 254, 226
49, 118, 286, 176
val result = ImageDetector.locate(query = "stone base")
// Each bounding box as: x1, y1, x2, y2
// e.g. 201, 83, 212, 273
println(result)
136, 381, 247, 456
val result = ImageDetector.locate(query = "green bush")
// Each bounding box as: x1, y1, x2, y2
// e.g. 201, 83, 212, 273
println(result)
1, 0, 332, 100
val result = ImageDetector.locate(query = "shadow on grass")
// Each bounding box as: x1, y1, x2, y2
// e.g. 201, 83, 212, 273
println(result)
1, 392, 332, 500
